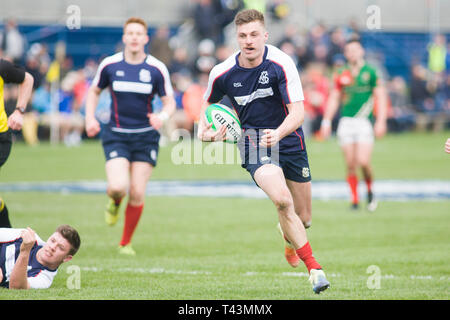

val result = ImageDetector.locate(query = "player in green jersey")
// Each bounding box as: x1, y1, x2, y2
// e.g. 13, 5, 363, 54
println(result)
320, 39, 387, 211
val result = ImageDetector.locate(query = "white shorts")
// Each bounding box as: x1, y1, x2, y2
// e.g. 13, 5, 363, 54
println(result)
336, 117, 374, 146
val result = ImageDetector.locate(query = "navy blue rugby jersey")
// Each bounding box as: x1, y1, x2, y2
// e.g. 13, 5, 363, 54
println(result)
93, 52, 173, 133
0, 228, 57, 289
204, 45, 306, 153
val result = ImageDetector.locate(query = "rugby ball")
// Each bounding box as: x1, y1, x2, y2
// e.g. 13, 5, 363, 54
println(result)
205, 103, 242, 143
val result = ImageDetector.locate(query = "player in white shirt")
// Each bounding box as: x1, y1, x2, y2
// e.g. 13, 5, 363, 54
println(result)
0, 225, 80, 289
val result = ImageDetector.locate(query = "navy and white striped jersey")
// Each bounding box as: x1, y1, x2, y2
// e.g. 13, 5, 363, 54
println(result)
93, 52, 174, 133
0, 228, 57, 289
204, 45, 306, 153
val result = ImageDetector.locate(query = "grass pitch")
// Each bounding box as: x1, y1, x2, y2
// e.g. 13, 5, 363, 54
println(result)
0, 131, 449, 300
2, 131, 450, 182
1, 193, 449, 300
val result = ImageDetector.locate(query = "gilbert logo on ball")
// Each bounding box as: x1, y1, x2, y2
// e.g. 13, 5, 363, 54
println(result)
205, 104, 242, 143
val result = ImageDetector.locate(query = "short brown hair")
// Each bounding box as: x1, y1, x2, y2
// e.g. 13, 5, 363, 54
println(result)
56, 225, 81, 256
234, 9, 265, 26
123, 17, 148, 32
346, 38, 362, 46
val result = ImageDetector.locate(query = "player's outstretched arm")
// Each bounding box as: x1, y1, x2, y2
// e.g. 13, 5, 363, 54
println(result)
9, 227, 36, 289
320, 88, 341, 139
7, 72, 34, 131
84, 86, 102, 137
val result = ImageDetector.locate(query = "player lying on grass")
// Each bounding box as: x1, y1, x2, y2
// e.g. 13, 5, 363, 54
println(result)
0, 225, 80, 289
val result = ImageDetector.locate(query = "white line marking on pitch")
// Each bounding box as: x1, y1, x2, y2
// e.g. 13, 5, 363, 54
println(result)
79, 267, 448, 281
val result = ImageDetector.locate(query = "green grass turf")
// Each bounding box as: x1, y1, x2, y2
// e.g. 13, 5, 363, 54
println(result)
0, 193, 448, 300
1, 130, 450, 182
0, 130, 449, 300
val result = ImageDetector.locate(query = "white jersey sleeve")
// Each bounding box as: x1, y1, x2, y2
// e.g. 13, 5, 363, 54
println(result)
266, 44, 304, 104
0, 228, 23, 242
145, 55, 174, 97
203, 53, 238, 103
92, 52, 123, 89
0, 228, 46, 245
27, 269, 57, 289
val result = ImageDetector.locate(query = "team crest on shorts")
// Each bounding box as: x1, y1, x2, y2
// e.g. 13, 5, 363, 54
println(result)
260, 156, 271, 164
109, 150, 118, 158
139, 69, 151, 82
302, 167, 310, 178
150, 149, 157, 161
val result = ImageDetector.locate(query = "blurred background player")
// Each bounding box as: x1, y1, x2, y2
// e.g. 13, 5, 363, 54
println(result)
320, 39, 388, 211
84, 17, 176, 255
197, 9, 329, 294
0, 58, 34, 228
0, 225, 80, 289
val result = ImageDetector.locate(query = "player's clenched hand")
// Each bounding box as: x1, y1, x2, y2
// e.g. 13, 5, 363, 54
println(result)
85, 116, 101, 137
260, 129, 280, 148
148, 113, 162, 130
198, 122, 227, 142
445, 138, 450, 154
374, 120, 387, 139
20, 227, 36, 253
7, 110, 23, 131
148, 112, 169, 131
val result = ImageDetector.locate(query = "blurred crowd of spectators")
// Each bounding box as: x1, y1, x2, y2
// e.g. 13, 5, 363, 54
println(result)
0, 0, 449, 146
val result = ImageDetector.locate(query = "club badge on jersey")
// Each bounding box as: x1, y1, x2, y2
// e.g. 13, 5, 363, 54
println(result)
139, 69, 151, 83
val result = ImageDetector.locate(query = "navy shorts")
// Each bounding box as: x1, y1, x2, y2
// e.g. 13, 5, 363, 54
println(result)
101, 126, 160, 166
238, 135, 311, 184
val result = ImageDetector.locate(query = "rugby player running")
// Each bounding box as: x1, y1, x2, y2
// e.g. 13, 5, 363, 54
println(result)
197, 9, 330, 294
85, 17, 175, 255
